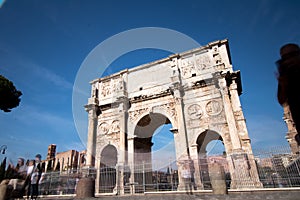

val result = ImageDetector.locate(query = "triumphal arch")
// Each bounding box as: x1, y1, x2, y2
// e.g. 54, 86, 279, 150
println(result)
85, 39, 262, 194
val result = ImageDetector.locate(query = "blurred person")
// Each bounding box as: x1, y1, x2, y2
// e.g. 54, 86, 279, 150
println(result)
29, 168, 39, 200
25, 160, 35, 199
33, 154, 43, 198
277, 43, 300, 145
16, 157, 27, 179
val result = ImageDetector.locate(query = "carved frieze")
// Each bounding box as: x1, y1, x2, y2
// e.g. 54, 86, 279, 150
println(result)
157, 102, 177, 121
195, 55, 212, 71
181, 60, 196, 78
111, 78, 123, 93
100, 81, 111, 97
129, 108, 150, 122
100, 77, 123, 98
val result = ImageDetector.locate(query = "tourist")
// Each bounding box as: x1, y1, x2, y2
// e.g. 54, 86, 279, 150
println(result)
33, 154, 43, 197
181, 165, 192, 194
29, 168, 39, 200
277, 43, 300, 145
16, 157, 27, 179
25, 159, 35, 199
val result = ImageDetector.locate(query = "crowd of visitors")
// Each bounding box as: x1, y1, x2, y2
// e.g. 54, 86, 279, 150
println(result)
3, 154, 44, 200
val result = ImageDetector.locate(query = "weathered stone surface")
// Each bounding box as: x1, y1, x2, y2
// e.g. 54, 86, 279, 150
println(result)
85, 39, 262, 194
209, 163, 228, 194
76, 178, 95, 199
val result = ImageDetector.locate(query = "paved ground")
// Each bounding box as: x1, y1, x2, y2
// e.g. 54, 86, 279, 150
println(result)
39, 189, 300, 200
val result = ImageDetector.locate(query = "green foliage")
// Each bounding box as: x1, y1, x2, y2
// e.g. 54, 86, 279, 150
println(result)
0, 75, 22, 112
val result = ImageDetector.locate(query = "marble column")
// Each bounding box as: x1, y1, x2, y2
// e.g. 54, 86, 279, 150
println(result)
218, 78, 241, 150
229, 80, 248, 141
229, 79, 263, 188
85, 102, 99, 167
127, 137, 135, 193
116, 101, 127, 195
172, 87, 193, 191
189, 144, 204, 190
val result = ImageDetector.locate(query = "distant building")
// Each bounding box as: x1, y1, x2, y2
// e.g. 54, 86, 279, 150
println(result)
207, 155, 229, 173
283, 105, 300, 154
43, 144, 86, 173
257, 157, 273, 169
47, 144, 56, 160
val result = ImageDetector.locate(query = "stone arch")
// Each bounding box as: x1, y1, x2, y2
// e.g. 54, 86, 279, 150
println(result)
133, 112, 173, 164
100, 144, 118, 167
132, 112, 177, 190
196, 129, 224, 154
190, 129, 228, 190
99, 144, 118, 193
128, 103, 178, 137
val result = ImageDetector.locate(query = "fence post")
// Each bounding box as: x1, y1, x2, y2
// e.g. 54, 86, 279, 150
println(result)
142, 161, 145, 193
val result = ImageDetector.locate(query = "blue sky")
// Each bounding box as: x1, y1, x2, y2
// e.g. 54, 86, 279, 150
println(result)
0, 0, 299, 164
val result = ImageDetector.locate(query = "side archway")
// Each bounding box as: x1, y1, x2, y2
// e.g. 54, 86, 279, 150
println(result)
192, 130, 228, 189
99, 145, 118, 193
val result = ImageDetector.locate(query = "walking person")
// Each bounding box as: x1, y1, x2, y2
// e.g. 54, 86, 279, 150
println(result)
277, 43, 300, 144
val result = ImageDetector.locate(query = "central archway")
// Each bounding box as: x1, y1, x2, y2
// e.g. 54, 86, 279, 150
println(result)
133, 112, 178, 192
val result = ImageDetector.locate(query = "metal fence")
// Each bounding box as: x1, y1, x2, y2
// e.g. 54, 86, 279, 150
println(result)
39, 170, 79, 195
38, 146, 300, 195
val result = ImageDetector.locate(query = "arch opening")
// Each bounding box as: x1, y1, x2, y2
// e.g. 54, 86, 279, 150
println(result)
133, 113, 178, 191
196, 130, 229, 189
99, 145, 118, 193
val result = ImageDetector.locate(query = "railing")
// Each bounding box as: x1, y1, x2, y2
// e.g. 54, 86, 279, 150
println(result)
38, 146, 300, 195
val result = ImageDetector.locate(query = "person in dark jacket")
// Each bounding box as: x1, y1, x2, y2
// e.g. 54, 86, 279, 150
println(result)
277, 43, 300, 145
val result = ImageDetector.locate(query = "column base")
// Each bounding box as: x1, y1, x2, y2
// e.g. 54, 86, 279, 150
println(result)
229, 152, 263, 189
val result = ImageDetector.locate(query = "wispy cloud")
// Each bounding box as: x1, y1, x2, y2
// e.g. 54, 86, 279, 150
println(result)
19, 60, 73, 90
0, 43, 73, 91
246, 114, 288, 148
62, 141, 86, 152
15, 104, 74, 130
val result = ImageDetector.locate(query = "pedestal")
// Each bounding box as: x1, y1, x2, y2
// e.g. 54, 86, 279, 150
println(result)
209, 163, 228, 194
76, 177, 95, 198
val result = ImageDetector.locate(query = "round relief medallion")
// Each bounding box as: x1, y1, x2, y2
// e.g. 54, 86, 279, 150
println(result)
98, 122, 109, 135
111, 120, 120, 133
187, 104, 203, 119
205, 100, 222, 116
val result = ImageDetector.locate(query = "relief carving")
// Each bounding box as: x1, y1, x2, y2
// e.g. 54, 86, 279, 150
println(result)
155, 102, 177, 122
112, 78, 123, 93
98, 122, 109, 135
111, 120, 120, 133
206, 100, 223, 116
196, 55, 212, 71
101, 81, 111, 97
129, 108, 150, 122
181, 60, 195, 78
187, 104, 203, 119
